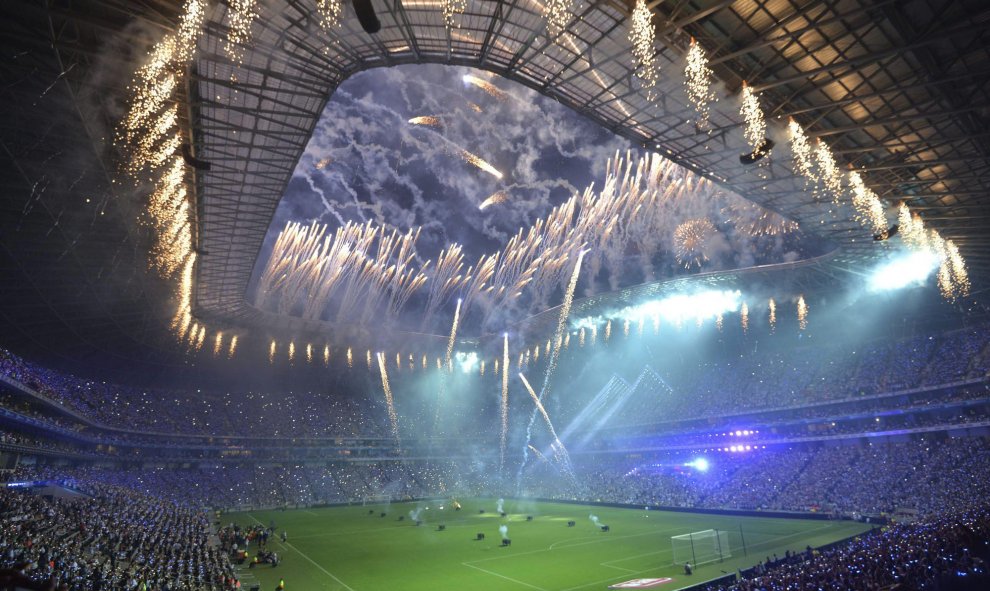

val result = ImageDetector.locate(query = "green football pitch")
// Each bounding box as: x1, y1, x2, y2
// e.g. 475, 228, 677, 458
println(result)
227, 499, 872, 591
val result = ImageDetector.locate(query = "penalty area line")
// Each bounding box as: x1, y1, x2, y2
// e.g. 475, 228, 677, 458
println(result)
247, 514, 357, 591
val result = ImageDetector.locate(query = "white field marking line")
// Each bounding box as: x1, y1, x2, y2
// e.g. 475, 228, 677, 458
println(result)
461, 561, 550, 591
464, 526, 686, 566
247, 514, 357, 591
562, 522, 840, 591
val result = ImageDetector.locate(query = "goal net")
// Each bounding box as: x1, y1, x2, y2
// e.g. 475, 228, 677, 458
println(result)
671, 529, 731, 566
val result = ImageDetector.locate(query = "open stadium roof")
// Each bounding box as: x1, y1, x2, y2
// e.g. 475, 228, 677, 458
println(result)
1, 0, 988, 378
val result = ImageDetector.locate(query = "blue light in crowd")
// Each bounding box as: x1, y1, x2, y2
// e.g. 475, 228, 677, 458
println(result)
691, 458, 710, 472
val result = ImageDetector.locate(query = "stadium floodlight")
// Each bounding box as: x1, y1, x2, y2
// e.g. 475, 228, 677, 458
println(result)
687, 458, 709, 472
868, 250, 940, 292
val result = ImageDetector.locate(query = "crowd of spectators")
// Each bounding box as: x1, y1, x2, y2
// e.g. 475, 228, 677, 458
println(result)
0, 481, 237, 590
3, 324, 989, 444
709, 506, 990, 590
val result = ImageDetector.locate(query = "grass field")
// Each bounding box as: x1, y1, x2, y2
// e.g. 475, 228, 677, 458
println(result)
228, 499, 872, 591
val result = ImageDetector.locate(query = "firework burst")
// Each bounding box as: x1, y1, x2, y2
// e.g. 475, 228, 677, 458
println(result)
674, 218, 717, 268
479, 190, 509, 210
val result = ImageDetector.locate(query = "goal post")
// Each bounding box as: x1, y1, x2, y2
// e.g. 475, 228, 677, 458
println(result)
671, 529, 731, 567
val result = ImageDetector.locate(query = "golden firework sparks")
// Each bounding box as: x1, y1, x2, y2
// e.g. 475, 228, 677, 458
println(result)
346, 347, 353, 368
269, 340, 276, 365
605, 319, 612, 343
407, 115, 443, 128
306, 343, 313, 364
441, 0, 466, 30
288, 341, 296, 363
674, 218, 716, 268
741, 302, 749, 333
739, 82, 769, 156
223, 0, 259, 64
315, 0, 343, 31
768, 298, 776, 333
376, 352, 401, 441
462, 74, 508, 101
213, 331, 223, 356
788, 118, 817, 186
847, 171, 887, 235
314, 157, 332, 169
815, 139, 843, 204
228, 335, 238, 358
479, 190, 509, 210
543, 0, 574, 38
685, 38, 717, 130
323, 344, 330, 366
459, 149, 503, 179
797, 295, 808, 330
629, 0, 658, 101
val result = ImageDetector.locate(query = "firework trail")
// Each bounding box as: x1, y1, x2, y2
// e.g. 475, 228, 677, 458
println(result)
519, 372, 578, 486
462, 74, 508, 101
228, 335, 238, 358
479, 190, 509, 210
500, 333, 509, 475
408, 115, 443, 128
517, 250, 584, 489
314, 157, 332, 169
459, 149, 503, 179
377, 352, 400, 442
433, 299, 462, 436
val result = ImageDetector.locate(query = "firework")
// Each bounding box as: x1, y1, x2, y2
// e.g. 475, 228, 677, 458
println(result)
579, 327, 585, 347
346, 347, 353, 368
797, 296, 808, 330
768, 298, 776, 332
459, 149, 503, 179
288, 341, 296, 363
408, 115, 443, 128
269, 340, 276, 364
739, 82, 769, 156
741, 302, 749, 333
685, 38, 717, 130
314, 157, 332, 169
898, 203, 929, 252
323, 344, 330, 366
377, 353, 401, 442
366, 349, 372, 370
674, 218, 717, 268
815, 139, 843, 204
228, 335, 238, 358
223, 0, 259, 64
527, 444, 552, 466
788, 118, 817, 185
543, 0, 573, 38
946, 240, 971, 298
479, 190, 509, 210
480, 360, 485, 376
462, 75, 508, 101
306, 343, 313, 364
213, 332, 223, 356
724, 198, 799, 237
605, 319, 612, 343
847, 171, 887, 235
629, 0, 658, 101
195, 325, 206, 351
441, 0, 466, 30
316, 0, 343, 31
519, 373, 559, 441
396, 352, 402, 371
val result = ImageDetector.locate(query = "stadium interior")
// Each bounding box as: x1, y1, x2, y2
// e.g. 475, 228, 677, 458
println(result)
1, 0, 989, 590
